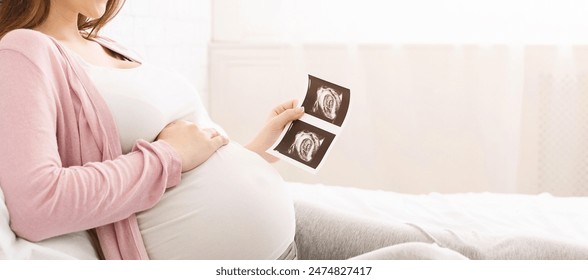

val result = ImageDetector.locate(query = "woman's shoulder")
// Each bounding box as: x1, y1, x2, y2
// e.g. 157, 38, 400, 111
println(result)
0, 29, 63, 66
0, 29, 56, 51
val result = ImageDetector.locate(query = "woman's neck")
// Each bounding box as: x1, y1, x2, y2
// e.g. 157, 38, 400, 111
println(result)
34, 4, 86, 44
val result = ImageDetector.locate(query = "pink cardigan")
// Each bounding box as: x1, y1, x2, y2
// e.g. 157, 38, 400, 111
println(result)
0, 29, 182, 259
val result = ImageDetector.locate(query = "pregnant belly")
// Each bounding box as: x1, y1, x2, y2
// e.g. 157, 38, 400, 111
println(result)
136, 142, 295, 260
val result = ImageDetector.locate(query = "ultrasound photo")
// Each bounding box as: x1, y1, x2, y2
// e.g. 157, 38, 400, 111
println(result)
268, 74, 350, 173
273, 120, 335, 169
301, 75, 350, 127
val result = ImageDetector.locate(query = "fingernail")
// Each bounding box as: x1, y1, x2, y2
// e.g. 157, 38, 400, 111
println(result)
297, 107, 304, 113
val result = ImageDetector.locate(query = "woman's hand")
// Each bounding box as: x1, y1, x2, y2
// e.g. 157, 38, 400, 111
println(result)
156, 120, 229, 172
246, 99, 305, 162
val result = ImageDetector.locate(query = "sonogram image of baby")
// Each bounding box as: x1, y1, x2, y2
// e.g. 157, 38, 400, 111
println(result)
287, 131, 324, 163
301, 75, 350, 127
312, 86, 343, 122
273, 120, 335, 169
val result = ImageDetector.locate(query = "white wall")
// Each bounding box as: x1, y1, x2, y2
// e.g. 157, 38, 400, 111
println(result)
102, 0, 211, 106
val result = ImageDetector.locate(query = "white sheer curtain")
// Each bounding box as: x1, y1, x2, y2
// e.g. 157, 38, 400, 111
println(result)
518, 47, 588, 196
211, 0, 588, 195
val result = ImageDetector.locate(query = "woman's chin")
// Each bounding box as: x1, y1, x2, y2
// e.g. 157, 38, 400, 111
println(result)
83, 3, 108, 19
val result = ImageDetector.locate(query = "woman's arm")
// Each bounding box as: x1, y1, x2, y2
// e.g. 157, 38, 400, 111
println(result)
0, 50, 182, 242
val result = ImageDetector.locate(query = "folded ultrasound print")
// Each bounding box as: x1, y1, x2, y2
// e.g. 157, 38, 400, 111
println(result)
268, 75, 350, 173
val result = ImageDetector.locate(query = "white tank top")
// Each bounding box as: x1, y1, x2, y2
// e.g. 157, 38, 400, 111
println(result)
73, 54, 295, 259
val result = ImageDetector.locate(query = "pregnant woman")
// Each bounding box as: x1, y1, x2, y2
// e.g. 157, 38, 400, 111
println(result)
0, 0, 307, 260
0, 0, 474, 260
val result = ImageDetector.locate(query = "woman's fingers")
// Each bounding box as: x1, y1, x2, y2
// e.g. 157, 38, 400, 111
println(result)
157, 120, 231, 172
273, 107, 304, 127
272, 99, 298, 117
210, 134, 230, 148
203, 128, 229, 148
202, 127, 220, 138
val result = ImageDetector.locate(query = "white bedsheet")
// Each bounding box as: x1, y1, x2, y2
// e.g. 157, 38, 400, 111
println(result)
286, 182, 588, 247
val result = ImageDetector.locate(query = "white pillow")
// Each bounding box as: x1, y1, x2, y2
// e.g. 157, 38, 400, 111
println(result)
0, 185, 99, 260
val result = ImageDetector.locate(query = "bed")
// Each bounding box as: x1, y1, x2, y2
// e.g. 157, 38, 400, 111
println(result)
1, 182, 587, 259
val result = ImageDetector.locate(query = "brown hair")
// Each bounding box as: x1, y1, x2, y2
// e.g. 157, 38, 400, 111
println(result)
0, 0, 125, 39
